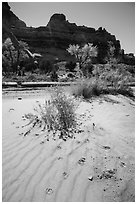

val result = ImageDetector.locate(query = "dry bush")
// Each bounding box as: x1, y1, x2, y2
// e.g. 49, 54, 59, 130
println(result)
71, 79, 103, 99
71, 63, 134, 99
71, 73, 134, 99
23, 88, 77, 140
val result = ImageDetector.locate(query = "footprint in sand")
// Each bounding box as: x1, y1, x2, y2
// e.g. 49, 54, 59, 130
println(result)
78, 157, 86, 166
40, 141, 45, 144
120, 161, 126, 167
58, 157, 63, 160
84, 138, 90, 143
102, 146, 111, 150
9, 108, 15, 112
35, 133, 39, 136
88, 175, 93, 181
45, 188, 53, 195
63, 172, 69, 179
57, 145, 62, 149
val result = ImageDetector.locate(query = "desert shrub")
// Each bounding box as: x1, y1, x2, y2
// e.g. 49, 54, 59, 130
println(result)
71, 62, 134, 99
101, 65, 134, 89
93, 63, 134, 84
71, 79, 103, 99
51, 89, 77, 132
71, 74, 134, 99
23, 88, 77, 140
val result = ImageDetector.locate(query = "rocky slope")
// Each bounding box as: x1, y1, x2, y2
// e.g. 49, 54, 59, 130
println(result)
2, 3, 134, 64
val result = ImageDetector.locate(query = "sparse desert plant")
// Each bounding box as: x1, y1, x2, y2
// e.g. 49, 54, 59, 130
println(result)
91, 63, 134, 98
51, 88, 77, 133
23, 88, 77, 140
71, 79, 103, 99
71, 72, 134, 99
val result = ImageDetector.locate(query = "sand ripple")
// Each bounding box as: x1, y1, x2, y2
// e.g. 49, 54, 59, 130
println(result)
2, 94, 135, 201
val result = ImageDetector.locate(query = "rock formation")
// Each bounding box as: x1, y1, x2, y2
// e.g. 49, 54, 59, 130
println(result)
2, 3, 134, 64
2, 2, 26, 29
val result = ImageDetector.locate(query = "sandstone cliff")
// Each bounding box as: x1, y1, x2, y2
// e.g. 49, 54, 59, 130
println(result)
2, 2, 26, 29
3, 3, 133, 64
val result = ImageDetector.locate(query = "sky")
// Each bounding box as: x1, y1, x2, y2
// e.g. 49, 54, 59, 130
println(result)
8, 1, 135, 54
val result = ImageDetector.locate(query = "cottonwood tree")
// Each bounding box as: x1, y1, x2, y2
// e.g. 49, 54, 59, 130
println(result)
2, 38, 29, 73
67, 43, 97, 77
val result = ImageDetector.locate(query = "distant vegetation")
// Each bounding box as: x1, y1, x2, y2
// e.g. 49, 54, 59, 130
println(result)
2, 38, 29, 74
71, 76, 134, 99
67, 43, 97, 77
68, 43, 134, 98
2, 39, 135, 98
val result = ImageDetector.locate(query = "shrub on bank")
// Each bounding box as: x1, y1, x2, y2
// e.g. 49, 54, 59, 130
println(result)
71, 77, 134, 99
71, 79, 103, 99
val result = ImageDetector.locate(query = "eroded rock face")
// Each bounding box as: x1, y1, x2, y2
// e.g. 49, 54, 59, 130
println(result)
2, 3, 122, 62
2, 2, 26, 28
49, 13, 66, 22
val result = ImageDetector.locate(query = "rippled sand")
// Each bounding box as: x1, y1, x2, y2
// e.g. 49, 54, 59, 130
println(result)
2, 90, 135, 202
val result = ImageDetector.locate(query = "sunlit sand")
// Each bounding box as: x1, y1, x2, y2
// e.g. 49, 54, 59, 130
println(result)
2, 89, 135, 202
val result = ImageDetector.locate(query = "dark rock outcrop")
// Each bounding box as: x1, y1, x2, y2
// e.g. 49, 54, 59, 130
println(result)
2, 2, 26, 42
2, 2, 26, 28
3, 3, 134, 64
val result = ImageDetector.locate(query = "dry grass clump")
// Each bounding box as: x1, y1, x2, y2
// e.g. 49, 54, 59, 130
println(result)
23, 88, 77, 140
71, 79, 104, 99
94, 64, 134, 97
51, 89, 77, 132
